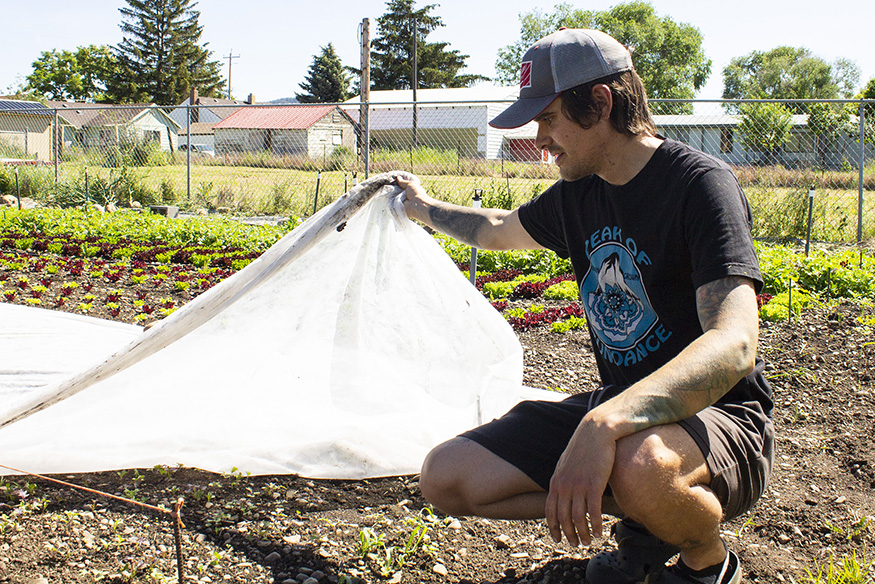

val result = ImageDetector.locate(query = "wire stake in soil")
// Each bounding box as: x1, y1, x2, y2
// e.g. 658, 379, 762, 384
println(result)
0, 463, 186, 584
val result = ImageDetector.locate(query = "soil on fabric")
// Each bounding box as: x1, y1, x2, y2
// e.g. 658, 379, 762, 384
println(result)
0, 261, 874, 584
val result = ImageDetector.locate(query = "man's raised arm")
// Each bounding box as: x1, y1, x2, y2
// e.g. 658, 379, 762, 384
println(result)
397, 176, 543, 252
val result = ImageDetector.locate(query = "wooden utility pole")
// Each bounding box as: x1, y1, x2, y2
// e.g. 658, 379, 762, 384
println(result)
224, 50, 240, 99
360, 18, 371, 178
411, 17, 418, 149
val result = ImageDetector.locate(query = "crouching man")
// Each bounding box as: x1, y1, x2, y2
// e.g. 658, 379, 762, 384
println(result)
399, 28, 773, 584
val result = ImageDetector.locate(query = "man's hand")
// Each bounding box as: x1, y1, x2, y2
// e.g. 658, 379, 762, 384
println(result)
394, 176, 542, 251
396, 175, 432, 224
545, 418, 617, 547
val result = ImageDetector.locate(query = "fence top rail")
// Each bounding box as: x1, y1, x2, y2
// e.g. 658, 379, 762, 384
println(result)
40, 98, 875, 114
651, 98, 875, 105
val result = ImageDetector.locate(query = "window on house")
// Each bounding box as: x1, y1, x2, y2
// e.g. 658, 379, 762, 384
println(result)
721, 128, 733, 153
144, 130, 161, 143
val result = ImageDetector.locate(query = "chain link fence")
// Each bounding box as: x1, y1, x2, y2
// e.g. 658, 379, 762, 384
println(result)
1, 98, 873, 242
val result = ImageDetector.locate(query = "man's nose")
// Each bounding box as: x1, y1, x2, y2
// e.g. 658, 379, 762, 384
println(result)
535, 125, 551, 150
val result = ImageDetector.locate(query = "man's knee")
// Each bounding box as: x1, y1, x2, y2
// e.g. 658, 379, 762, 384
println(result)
609, 430, 688, 515
419, 438, 474, 515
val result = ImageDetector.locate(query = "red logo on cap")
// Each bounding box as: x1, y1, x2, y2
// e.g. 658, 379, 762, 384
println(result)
520, 61, 532, 89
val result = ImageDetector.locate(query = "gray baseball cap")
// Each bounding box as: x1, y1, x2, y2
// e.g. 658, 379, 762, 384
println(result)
489, 29, 633, 129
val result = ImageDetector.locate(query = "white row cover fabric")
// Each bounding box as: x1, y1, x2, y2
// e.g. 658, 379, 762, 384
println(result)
0, 303, 142, 413
0, 173, 553, 478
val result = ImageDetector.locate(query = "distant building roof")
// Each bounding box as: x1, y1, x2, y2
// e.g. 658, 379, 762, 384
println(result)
47, 101, 108, 127
191, 96, 249, 120
653, 113, 809, 127
0, 99, 53, 116
344, 86, 519, 106
214, 105, 353, 130
46, 102, 181, 129
179, 122, 217, 136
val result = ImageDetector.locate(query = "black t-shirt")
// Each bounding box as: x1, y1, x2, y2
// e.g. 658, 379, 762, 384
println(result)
518, 139, 771, 412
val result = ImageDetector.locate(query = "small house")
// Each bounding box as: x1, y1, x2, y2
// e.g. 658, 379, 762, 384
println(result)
0, 99, 55, 161
213, 105, 356, 158
50, 102, 180, 152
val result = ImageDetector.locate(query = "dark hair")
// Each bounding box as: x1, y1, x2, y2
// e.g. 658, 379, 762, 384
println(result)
560, 69, 657, 137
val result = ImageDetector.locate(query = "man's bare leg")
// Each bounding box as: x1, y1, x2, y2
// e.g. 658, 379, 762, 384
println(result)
421, 427, 727, 570
420, 436, 625, 520
610, 424, 726, 570
419, 437, 546, 519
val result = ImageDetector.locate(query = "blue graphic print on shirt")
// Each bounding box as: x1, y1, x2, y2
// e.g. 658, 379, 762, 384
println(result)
580, 237, 673, 367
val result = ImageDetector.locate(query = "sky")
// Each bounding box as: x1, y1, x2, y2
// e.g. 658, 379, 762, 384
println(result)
3, 0, 873, 103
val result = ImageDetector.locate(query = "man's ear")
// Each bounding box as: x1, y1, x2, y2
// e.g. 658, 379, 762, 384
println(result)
591, 84, 613, 121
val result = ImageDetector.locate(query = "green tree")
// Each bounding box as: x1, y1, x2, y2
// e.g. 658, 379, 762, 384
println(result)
495, 2, 711, 112
806, 102, 850, 169
847, 77, 875, 149
739, 102, 792, 164
370, 0, 489, 91
296, 44, 352, 103
26, 45, 118, 102
108, 0, 224, 105
723, 47, 860, 111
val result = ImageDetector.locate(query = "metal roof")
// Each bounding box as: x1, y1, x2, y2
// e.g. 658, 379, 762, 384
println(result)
344, 86, 520, 105
0, 99, 53, 116
213, 105, 351, 130
653, 113, 810, 127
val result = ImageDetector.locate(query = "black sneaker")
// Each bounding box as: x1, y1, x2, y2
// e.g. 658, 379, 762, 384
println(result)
585, 518, 680, 584
646, 549, 741, 584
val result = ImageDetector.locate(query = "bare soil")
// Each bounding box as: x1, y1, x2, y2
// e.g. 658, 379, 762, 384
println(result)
1, 264, 874, 584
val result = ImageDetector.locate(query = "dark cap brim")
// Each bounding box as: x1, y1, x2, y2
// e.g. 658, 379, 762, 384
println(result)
488, 93, 559, 129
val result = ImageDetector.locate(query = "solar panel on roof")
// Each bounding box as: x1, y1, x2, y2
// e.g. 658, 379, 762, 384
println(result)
0, 100, 53, 115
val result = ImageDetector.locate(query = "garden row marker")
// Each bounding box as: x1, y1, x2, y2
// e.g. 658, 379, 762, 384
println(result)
15, 167, 21, 210
312, 170, 322, 215
469, 189, 483, 286
0, 171, 415, 430
0, 463, 186, 584
805, 189, 814, 256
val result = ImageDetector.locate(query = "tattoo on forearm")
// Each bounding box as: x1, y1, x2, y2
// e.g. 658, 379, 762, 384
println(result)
429, 206, 489, 248
696, 276, 744, 330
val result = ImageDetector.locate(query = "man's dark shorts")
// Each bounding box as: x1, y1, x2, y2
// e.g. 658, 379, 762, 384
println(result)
460, 386, 775, 521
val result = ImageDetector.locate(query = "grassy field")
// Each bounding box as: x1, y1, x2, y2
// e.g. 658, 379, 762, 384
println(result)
4, 154, 875, 242
44, 159, 559, 216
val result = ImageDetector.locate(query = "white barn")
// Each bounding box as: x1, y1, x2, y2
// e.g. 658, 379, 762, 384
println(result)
343, 86, 532, 160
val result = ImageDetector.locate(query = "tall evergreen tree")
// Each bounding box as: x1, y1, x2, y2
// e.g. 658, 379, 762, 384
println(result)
108, 0, 224, 105
296, 44, 352, 103
370, 0, 488, 91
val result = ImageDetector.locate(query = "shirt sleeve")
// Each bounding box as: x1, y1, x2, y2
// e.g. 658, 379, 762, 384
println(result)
684, 168, 764, 293
517, 181, 571, 258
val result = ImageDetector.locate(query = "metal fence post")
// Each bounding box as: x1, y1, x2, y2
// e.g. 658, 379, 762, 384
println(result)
186, 104, 191, 201
859, 100, 866, 243
53, 109, 59, 183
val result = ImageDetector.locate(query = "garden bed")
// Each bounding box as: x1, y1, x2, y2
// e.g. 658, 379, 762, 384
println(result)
1, 246, 873, 583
